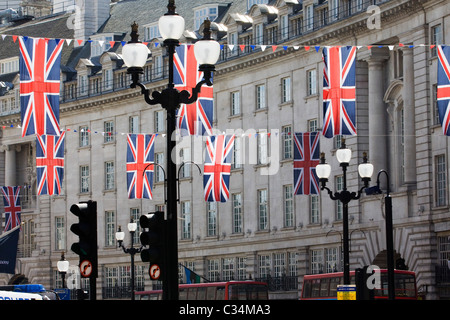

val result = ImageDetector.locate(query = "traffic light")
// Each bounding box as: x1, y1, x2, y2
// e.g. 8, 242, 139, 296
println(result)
70, 200, 98, 278
139, 211, 165, 268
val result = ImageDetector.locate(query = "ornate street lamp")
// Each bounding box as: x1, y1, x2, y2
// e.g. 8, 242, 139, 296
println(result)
57, 252, 70, 289
121, 0, 220, 300
316, 138, 374, 285
116, 220, 142, 300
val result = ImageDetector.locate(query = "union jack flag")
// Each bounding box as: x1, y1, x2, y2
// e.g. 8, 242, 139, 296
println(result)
322, 46, 357, 138
293, 132, 320, 195
126, 134, 156, 199
1, 186, 21, 232
36, 132, 65, 196
204, 135, 235, 202
174, 45, 213, 136
19, 37, 64, 137
437, 45, 450, 136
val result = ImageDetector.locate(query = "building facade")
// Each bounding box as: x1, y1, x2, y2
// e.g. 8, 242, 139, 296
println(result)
0, 0, 449, 300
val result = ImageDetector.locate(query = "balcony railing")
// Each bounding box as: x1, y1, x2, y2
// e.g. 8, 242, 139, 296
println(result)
256, 275, 298, 292
102, 284, 145, 299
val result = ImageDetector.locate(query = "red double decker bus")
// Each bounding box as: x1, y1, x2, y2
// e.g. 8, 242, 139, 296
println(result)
136, 281, 269, 300
300, 269, 417, 300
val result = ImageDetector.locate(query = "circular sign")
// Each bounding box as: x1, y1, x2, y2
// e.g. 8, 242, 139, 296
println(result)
80, 260, 93, 277
149, 264, 161, 280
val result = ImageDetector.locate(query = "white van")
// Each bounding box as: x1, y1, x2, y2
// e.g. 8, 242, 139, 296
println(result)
0, 290, 43, 300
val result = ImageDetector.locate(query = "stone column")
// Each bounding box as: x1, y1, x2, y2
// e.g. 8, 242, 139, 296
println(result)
3, 144, 19, 187
401, 47, 417, 186
366, 48, 390, 181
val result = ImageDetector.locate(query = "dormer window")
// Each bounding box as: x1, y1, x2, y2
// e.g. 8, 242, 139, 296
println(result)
90, 33, 115, 58
194, 5, 219, 30
144, 23, 161, 41
0, 57, 19, 75
247, 0, 269, 11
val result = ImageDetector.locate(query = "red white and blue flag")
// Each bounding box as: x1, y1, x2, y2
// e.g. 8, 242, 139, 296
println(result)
126, 134, 156, 199
36, 132, 65, 196
19, 37, 64, 137
293, 132, 320, 195
437, 45, 450, 136
1, 186, 21, 232
204, 134, 235, 202
322, 46, 357, 138
174, 45, 214, 136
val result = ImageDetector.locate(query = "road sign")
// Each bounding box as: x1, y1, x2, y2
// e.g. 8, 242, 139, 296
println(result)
337, 285, 356, 300
80, 260, 93, 278
149, 264, 161, 280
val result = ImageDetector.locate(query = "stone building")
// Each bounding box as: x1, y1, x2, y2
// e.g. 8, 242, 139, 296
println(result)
0, 0, 449, 300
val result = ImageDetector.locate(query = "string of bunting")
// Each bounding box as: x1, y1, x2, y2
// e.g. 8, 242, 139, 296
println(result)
1, 33, 447, 52
1, 124, 290, 138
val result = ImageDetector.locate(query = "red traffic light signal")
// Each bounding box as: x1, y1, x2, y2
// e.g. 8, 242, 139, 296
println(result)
70, 201, 97, 278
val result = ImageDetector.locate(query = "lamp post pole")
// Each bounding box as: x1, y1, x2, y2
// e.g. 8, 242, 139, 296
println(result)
122, 0, 220, 300
116, 222, 142, 300
376, 170, 395, 300
316, 139, 374, 285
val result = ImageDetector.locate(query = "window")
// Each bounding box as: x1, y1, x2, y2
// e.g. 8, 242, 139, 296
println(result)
283, 185, 294, 227
55, 217, 65, 250
130, 208, 140, 245
280, 15, 289, 40
181, 201, 191, 239
256, 84, 266, 110
232, 193, 242, 233
258, 189, 268, 230
103, 69, 113, 90
222, 258, 234, 281
207, 259, 220, 282
155, 110, 165, 132
258, 255, 271, 278
129, 116, 139, 134
307, 69, 317, 95
310, 195, 320, 224
282, 125, 292, 159
232, 136, 242, 169
255, 23, 264, 45
104, 120, 114, 143
207, 202, 217, 237
194, 5, 218, 30
105, 161, 115, 190
431, 24, 442, 57
281, 77, 291, 103
105, 211, 116, 247
153, 55, 163, 78
229, 32, 238, 56
257, 131, 268, 165
433, 84, 440, 125
311, 249, 324, 274
308, 119, 318, 132
78, 75, 87, 95
0, 57, 19, 75
179, 148, 191, 178
155, 152, 164, 183
144, 24, 161, 41
247, 0, 269, 11
435, 154, 446, 207
330, 0, 340, 20
335, 176, 343, 220
273, 253, 286, 277
80, 165, 90, 193
305, 5, 314, 31
231, 91, 240, 115
79, 125, 90, 147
